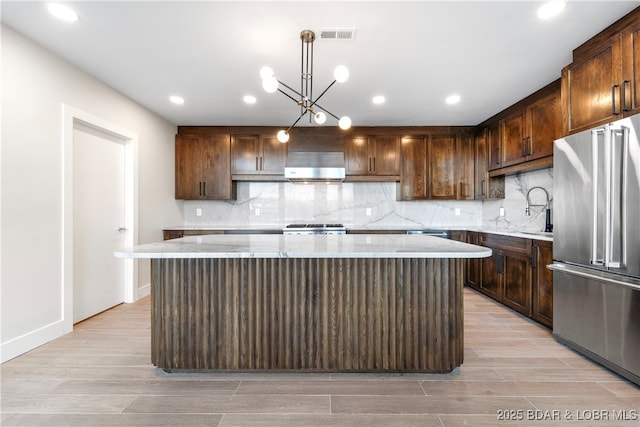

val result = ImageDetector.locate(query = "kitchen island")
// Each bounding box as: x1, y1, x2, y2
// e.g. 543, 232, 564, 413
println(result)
116, 234, 491, 372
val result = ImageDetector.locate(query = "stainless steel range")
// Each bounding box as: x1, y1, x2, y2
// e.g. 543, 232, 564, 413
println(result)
283, 223, 346, 235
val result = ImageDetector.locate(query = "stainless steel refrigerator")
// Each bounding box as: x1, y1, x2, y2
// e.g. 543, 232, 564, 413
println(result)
550, 114, 640, 385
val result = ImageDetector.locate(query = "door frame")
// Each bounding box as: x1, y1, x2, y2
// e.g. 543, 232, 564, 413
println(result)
62, 104, 139, 333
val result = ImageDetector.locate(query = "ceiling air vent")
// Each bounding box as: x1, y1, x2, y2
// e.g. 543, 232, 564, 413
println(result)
319, 27, 357, 40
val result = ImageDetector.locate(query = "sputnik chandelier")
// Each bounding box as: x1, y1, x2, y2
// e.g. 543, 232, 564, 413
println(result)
260, 29, 351, 143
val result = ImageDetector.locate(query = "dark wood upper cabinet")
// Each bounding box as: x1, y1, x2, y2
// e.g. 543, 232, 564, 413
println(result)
526, 91, 560, 161
398, 131, 478, 201
456, 134, 475, 200
175, 134, 236, 200
562, 7, 640, 134
499, 110, 526, 168
398, 136, 427, 200
231, 134, 286, 179
489, 81, 560, 171
428, 134, 457, 199
474, 128, 505, 200
345, 135, 400, 180
562, 38, 622, 134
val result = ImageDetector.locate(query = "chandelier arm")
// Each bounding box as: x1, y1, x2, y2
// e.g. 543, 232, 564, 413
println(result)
308, 80, 337, 110
277, 88, 303, 104
312, 104, 341, 121
285, 110, 309, 133
278, 80, 303, 98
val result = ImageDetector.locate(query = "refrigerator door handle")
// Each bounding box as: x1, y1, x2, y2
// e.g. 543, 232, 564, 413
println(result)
548, 263, 640, 292
621, 126, 628, 268
606, 126, 629, 269
591, 128, 605, 266
604, 126, 613, 268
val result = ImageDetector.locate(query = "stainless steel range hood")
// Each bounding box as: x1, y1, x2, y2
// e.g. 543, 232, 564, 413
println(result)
284, 151, 346, 182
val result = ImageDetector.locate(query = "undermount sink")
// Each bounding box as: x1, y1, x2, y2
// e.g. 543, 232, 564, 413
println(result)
518, 230, 553, 237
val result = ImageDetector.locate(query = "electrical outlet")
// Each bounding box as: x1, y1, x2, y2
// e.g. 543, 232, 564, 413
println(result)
196, 208, 202, 217
366, 208, 372, 216
454, 208, 461, 216
499, 207, 505, 217
255, 208, 260, 216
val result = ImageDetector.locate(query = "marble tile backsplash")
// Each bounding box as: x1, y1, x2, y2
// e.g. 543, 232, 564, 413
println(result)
182, 168, 553, 231
184, 182, 483, 228
482, 168, 553, 232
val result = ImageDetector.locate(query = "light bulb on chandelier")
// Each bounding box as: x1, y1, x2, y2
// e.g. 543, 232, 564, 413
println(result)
314, 112, 327, 124
276, 130, 290, 143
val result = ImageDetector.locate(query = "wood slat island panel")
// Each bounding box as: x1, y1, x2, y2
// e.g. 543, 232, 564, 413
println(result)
151, 257, 463, 372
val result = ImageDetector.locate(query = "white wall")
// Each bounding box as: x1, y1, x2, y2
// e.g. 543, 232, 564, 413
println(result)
1, 25, 183, 362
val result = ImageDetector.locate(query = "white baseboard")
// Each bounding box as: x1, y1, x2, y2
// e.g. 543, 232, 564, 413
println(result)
0, 319, 66, 364
137, 282, 150, 299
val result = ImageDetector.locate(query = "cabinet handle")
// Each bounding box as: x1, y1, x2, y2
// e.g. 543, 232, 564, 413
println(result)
202, 181, 206, 196
622, 80, 630, 112
612, 84, 620, 115
372, 157, 376, 172
527, 137, 532, 156
481, 179, 486, 196
531, 247, 537, 268
199, 182, 203, 196
256, 157, 259, 171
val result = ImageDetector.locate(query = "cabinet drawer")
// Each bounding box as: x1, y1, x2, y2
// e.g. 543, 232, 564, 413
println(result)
480, 233, 530, 255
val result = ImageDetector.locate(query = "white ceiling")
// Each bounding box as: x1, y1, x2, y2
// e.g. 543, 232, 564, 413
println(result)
2, 1, 638, 127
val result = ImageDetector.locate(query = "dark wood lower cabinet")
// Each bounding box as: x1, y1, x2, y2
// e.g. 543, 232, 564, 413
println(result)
501, 251, 531, 316
466, 231, 551, 326
531, 240, 553, 327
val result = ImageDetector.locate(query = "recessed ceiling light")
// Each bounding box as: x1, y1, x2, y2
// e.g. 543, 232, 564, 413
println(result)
445, 94, 461, 105
372, 95, 386, 105
169, 95, 184, 105
47, 3, 78, 22
537, 1, 566, 20
243, 95, 257, 104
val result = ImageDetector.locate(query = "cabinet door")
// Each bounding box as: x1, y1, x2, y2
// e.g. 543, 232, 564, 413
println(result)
480, 250, 502, 302
428, 134, 456, 199
499, 110, 526, 168
532, 240, 553, 327
501, 251, 532, 316
487, 122, 501, 170
261, 136, 287, 175
474, 130, 488, 199
372, 135, 400, 175
175, 134, 204, 199
563, 37, 623, 134
398, 136, 427, 200
622, 21, 640, 116
526, 91, 560, 161
231, 135, 261, 174
201, 135, 234, 200
456, 134, 475, 200
466, 231, 481, 290
345, 136, 370, 175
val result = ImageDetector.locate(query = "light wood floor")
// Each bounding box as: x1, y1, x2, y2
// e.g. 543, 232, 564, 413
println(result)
2, 287, 638, 426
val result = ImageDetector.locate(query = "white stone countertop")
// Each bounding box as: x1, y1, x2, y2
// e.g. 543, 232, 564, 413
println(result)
115, 234, 492, 259
162, 225, 553, 241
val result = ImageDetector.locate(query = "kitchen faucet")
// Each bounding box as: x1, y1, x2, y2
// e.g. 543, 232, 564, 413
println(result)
525, 186, 553, 233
